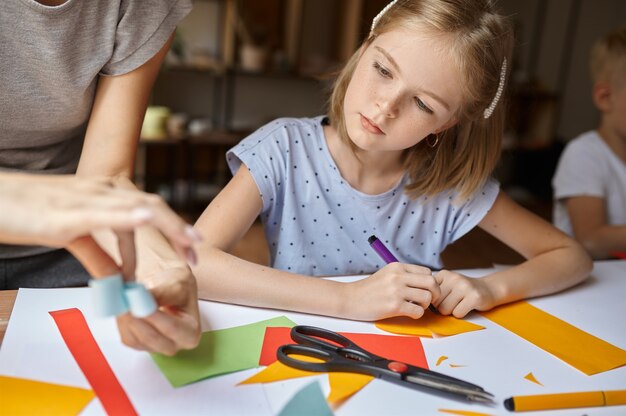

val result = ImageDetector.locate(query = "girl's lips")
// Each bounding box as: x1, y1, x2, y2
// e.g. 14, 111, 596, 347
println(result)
360, 114, 384, 135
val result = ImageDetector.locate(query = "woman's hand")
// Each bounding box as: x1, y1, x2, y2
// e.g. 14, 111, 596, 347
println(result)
433, 270, 497, 318
67, 236, 201, 355
0, 173, 200, 265
117, 266, 201, 356
344, 262, 440, 321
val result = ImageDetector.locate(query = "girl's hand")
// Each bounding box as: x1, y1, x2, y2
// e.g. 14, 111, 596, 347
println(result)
433, 270, 497, 318
345, 262, 440, 321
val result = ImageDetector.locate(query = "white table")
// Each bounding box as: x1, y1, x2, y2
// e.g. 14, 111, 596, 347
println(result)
0, 261, 625, 415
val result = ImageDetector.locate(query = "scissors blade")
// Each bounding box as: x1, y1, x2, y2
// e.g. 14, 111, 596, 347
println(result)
404, 374, 495, 403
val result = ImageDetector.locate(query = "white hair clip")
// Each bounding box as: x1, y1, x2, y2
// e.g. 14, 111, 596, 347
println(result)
371, 0, 399, 32
483, 58, 507, 119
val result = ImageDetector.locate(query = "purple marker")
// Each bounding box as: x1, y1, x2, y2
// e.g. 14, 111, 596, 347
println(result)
368, 235, 399, 263
368, 235, 438, 313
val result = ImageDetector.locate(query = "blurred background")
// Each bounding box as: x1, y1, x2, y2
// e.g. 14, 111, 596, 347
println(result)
138, 0, 626, 268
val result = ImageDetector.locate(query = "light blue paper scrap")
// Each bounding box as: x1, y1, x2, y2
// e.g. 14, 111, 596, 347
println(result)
125, 283, 157, 318
89, 274, 128, 317
278, 381, 334, 416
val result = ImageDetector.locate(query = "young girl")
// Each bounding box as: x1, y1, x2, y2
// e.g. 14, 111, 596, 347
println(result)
192, 0, 592, 321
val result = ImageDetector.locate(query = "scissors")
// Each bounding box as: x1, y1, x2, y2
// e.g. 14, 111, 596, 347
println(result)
276, 325, 494, 404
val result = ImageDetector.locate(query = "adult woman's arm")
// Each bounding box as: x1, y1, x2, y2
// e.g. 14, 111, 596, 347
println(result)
73, 33, 201, 354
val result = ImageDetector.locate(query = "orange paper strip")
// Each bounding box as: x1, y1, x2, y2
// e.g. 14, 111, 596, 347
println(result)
240, 358, 375, 404
480, 301, 626, 375
436, 356, 448, 366
0, 375, 94, 415
327, 372, 374, 404
239, 355, 320, 385
524, 372, 543, 386
438, 409, 494, 416
376, 310, 484, 337
50, 308, 138, 416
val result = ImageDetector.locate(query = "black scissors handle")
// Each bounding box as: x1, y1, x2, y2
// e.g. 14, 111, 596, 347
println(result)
277, 344, 372, 374
276, 325, 495, 403
289, 325, 378, 357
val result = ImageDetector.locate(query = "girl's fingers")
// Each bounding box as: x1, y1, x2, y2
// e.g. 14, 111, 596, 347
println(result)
403, 287, 433, 310
436, 289, 463, 315
451, 298, 474, 318
398, 300, 426, 319
401, 263, 432, 275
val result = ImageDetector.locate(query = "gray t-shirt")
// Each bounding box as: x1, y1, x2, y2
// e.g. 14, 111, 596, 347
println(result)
0, 0, 191, 259
227, 116, 499, 274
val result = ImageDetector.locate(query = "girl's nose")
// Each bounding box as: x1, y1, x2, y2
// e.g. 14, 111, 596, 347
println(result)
377, 89, 400, 118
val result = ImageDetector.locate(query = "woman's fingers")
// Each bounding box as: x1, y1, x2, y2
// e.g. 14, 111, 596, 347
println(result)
116, 309, 200, 355
115, 230, 136, 281
120, 314, 178, 356
66, 235, 119, 278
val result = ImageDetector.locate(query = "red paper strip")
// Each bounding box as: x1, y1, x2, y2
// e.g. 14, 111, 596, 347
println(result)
50, 308, 138, 416
259, 326, 428, 369
610, 251, 626, 260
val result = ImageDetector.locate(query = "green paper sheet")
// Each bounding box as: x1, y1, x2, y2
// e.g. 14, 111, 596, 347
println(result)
278, 381, 334, 416
152, 316, 296, 387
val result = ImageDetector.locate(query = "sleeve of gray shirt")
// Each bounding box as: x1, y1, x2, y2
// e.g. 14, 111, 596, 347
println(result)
101, 0, 192, 76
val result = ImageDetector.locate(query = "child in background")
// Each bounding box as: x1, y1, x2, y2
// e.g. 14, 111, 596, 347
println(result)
552, 25, 626, 260
193, 0, 591, 321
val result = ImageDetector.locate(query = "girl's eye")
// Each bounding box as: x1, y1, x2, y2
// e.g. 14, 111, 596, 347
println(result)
415, 97, 434, 114
373, 61, 392, 78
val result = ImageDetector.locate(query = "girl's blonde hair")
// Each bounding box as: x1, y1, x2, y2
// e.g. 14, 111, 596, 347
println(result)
328, 0, 514, 200
590, 25, 626, 88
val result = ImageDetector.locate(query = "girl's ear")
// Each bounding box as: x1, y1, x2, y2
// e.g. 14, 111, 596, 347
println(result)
434, 116, 458, 134
592, 83, 611, 112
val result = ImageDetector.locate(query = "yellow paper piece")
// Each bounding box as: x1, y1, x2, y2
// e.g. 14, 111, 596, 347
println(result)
327, 372, 374, 404
238, 355, 319, 385
449, 364, 467, 368
0, 375, 94, 415
376, 310, 484, 337
524, 372, 543, 386
436, 356, 448, 366
480, 301, 626, 375
239, 356, 375, 403
438, 409, 494, 416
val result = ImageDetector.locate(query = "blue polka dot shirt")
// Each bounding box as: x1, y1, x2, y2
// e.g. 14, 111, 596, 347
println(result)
227, 116, 499, 275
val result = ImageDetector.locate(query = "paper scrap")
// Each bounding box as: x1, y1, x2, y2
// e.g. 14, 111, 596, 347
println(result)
50, 308, 137, 416
239, 355, 320, 384
0, 375, 94, 415
327, 372, 374, 404
438, 409, 494, 416
524, 372, 543, 386
248, 327, 428, 402
259, 326, 428, 367
480, 301, 626, 375
375, 310, 484, 337
436, 356, 448, 366
278, 381, 334, 416
152, 316, 296, 387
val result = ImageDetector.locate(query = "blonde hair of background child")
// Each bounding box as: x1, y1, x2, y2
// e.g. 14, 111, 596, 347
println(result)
590, 25, 626, 87
328, 0, 514, 200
